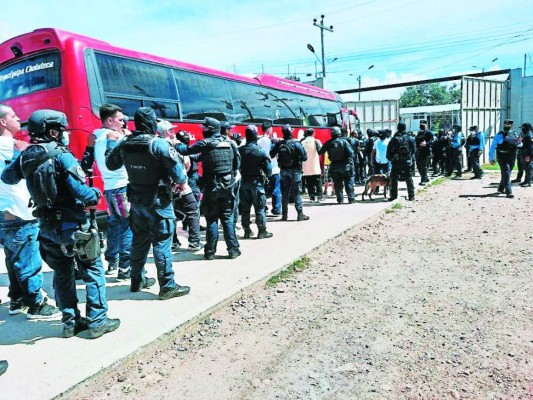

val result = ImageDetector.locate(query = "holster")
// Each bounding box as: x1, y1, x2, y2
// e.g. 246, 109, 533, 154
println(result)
157, 185, 174, 206
74, 226, 101, 262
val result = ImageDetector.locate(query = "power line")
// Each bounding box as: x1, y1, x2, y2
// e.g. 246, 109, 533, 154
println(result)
233, 22, 533, 73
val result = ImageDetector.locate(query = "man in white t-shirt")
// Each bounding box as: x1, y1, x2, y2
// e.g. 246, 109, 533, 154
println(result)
0, 104, 60, 319
372, 129, 391, 175
82, 104, 131, 280
257, 121, 281, 215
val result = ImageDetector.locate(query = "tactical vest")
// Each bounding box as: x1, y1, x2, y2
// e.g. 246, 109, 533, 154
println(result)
496, 131, 517, 154
328, 139, 346, 162
240, 143, 264, 176
120, 134, 163, 185
470, 135, 480, 146
203, 136, 234, 175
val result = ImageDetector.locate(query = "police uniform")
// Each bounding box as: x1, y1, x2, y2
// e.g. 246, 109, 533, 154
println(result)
489, 120, 518, 198
319, 128, 355, 204
270, 125, 309, 220
106, 107, 190, 298
239, 125, 273, 239
387, 123, 416, 201
415, 126, 434, 184
185, 117, 241, 260
447, 126, 464, 177
466, 127, 485, 179
520, 123, 532, 186
2, 109, 119, 338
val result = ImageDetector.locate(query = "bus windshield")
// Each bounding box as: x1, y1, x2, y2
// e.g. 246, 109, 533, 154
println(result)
0, 52, 61, 100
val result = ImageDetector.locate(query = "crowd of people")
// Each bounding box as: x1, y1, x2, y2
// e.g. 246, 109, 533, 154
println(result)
0, 101, 531, 376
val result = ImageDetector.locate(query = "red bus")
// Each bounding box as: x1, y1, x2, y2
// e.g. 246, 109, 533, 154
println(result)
0, 28, 346, 209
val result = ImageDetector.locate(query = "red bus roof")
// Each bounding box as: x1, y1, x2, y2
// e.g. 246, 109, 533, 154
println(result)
0, 28, 338, 102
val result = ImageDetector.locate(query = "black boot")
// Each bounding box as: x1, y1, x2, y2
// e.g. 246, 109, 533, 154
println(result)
257, 227, 273, 239
297, 212, 309, 221
243, 228, 252, 239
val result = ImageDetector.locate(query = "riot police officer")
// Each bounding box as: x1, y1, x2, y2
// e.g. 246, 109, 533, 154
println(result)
466, 126, 485, 179
319, 126, 355, 204
185, 117, 241, 260
2, 109, 120, 338
447, 125, 464, 178
387, 122, 416, 201
489, 119, 518, 198
270, 124, 309, 221
239, 125, 273, 239
415, 121, 434, 185
106, 107, 191, 298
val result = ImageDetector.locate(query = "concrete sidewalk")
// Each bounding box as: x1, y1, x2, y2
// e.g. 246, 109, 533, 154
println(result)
0, 182, 416, 400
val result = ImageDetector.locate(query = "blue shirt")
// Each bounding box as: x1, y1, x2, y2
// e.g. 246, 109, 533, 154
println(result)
451, 132, 464, 149
468, 132, 485, 153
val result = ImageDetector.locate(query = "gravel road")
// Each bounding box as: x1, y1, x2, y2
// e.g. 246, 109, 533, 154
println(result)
60, 173, 533, 400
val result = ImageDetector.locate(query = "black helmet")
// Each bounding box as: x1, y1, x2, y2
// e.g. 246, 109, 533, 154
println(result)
245, 124, 258, 142
134, 107, 157, 135
397, 122, 406, 132
281, 124, 293, 139
28, 109, 68, 143
203, 117, 220, 131
202, 117, 221, 138
331, 126, 341, 138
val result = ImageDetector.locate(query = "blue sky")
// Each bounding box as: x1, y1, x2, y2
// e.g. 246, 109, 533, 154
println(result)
1, 0, 532, 100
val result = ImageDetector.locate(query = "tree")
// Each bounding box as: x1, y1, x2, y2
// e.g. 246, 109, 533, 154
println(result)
285, 74, 301, 82
400, 83, 461, 108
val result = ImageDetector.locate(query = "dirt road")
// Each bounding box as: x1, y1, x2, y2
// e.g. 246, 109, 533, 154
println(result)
61, 173, 533, 400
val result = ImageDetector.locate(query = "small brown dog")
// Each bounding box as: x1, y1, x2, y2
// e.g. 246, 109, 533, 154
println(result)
361, 174, 391, 201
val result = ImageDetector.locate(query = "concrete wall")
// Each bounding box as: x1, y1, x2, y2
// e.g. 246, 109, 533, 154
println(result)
522, 75, 533, 124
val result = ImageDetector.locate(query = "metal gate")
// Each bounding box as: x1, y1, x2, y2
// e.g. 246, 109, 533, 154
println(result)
461, 76, 508, 162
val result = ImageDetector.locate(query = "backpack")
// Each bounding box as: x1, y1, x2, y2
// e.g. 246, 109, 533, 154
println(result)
328, 140, 346, 162
277, 140, 295, 168
21, 142, 66, 208
397, 135, 411, 161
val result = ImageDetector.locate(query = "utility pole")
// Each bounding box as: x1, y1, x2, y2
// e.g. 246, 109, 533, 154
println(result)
312, 15, 333, 78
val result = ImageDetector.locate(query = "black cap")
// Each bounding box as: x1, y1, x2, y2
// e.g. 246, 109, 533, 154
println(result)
503, 119, 513, 126
468, 125, 478, 131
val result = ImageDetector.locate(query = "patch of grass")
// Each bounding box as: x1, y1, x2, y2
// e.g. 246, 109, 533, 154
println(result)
429, 177, 447, 186
482, 163, 518, 171
266, 256, 310, 287
385, 202, 402, 213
